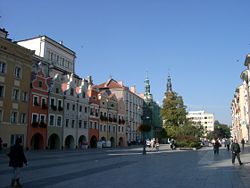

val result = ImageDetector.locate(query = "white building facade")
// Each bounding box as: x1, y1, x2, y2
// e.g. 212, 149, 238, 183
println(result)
187, 110, 214, 132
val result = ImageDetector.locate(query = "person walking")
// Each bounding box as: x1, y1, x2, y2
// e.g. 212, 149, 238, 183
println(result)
8, 138, 27, 188
213, 139, 221, 155
231, 139, 243, 165
226, 138, 231, 151
241, 138, 245, 150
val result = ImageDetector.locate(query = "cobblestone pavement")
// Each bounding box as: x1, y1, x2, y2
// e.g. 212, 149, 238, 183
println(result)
1, 144, 250, 188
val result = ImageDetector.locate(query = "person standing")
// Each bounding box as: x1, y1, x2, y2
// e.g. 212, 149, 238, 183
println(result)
8, 138, 27, 188
241, 138, 245, 150
231, 139, 243, 165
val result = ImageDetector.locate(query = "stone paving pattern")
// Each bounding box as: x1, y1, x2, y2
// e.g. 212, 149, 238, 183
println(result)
1, 144, 250, 188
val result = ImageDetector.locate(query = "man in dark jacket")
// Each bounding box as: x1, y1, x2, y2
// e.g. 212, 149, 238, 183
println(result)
8, 138, 27, 188
231, 139, 243, 165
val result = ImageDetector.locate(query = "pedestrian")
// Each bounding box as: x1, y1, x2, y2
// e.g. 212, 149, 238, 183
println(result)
8, 138, 27, 188
241, 138, 245, 150
170, 139, 176, 150
226, 138, 231, 151
155, 138, 160, 151
231, 139, 243, 165
213, 138, 221, 155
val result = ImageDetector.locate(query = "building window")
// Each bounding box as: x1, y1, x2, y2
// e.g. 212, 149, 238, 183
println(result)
50, 98, 55, 106
38, 80, 42, 88
58, 99, 63, 108
85, 107, 87, 113
0, 62, 6, 73
72, 104, 75, 111
33, 96, 39, 106
79, 120, 82, 128
66, 119, 69, 128
12, 88, 19, 101
79, 105, 82, 112
49, 115, 55, 126
84, 121, 87, 129
82, 92, 85, 98
20, 113, 26, 124
0, 85, 4, 98
70, 88, 74, 96
11, 134, 24, 146
11, 111, 18, 124
40, 114, 46, 123
22, 92, 28, 102
57, 116, 62, 126
32, 113, 38, 123
100, 125, 102, 131
14, 66, 21, 78
71, 120, 75, 128
94, 122, 97, 129
104, 125, 106, 132
50, 98, 56, 110
67, 103, 70, 110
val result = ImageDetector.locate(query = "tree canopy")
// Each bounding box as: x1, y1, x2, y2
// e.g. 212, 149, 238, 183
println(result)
161, 91, 188, 127
207, 120, 231, 139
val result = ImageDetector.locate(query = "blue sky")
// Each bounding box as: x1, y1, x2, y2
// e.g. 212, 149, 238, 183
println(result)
1, 0, 250, 125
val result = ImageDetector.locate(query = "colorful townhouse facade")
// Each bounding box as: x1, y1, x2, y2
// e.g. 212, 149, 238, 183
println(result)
0, 28, 162, 150
97, 78, 144, 145
0, 29, 33, 148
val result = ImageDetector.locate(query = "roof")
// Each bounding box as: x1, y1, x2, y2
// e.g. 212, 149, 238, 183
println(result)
96, 78, 125, 89
17, 35, 76, 56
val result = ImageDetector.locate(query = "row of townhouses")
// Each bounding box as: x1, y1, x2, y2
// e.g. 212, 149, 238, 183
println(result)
231, 53, 250, 142
0, 28, 162, 150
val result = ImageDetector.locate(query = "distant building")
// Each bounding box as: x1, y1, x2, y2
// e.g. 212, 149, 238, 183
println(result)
96, 78, 143, 144
141, 75, 162, 141
231, 84, 248, 141
187, 110, 214, 132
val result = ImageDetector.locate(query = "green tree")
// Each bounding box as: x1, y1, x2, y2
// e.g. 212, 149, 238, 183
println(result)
161, 91, 188, 127
207, 120, 231, 139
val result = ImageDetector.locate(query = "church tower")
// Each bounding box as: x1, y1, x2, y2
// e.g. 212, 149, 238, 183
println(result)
144, 74, 153, 101
167, 75, 173, 93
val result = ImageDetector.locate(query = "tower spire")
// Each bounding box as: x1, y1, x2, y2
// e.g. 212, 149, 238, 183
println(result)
167, 74, 172, 93
144, 72, 152, 100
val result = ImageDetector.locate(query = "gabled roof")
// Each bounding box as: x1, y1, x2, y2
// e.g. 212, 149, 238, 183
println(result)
97, 78, 125, 89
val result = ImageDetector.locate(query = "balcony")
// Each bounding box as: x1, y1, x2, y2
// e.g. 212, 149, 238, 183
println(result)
39, 122, 47, 128
34, 101, 40, 107
42, 103, 48, 109
31, 121, 39, 128
58, 106, 63, 111
51, 105, 57, 111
